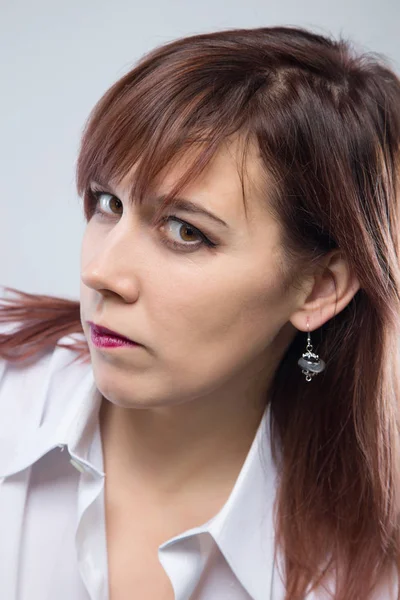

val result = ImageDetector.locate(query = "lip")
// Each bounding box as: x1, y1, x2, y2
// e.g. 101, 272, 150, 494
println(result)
88, 322, 140, 346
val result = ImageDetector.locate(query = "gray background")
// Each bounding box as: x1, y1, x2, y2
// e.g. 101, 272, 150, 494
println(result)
1, 0, 399, 299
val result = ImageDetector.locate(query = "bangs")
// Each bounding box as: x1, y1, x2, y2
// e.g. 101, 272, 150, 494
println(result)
75, 42, 259, 223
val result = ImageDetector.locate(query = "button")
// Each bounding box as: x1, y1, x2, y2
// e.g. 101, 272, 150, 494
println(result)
69, 458, 86, 473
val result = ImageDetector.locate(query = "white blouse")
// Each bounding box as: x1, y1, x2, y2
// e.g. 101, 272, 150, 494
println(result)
0, 324, 397, 599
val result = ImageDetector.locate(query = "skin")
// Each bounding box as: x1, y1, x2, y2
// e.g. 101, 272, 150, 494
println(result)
79, 133, 360, 519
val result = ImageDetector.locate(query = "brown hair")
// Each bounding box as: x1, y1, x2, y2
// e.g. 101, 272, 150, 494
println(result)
2, 25, 400, 598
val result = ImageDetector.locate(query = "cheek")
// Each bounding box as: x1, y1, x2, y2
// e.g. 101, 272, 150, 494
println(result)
207, 280, 287, 355
143, 279, 287, 404
152, 259, 290, 375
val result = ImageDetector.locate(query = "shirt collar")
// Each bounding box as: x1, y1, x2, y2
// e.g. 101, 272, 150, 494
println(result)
0, 333, 103, 478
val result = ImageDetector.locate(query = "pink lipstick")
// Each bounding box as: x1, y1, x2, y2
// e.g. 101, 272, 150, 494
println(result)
89, 323, 141, 349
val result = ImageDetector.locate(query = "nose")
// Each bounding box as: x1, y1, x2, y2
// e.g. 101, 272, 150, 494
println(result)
80, 223, 141, 303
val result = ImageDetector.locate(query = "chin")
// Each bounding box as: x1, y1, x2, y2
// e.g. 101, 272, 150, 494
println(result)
92, 370, 169, 410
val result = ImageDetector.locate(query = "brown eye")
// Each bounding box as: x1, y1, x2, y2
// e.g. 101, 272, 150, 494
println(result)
158, 216, 218, 253
93, 192, 123, 216
161, 219, 201, 244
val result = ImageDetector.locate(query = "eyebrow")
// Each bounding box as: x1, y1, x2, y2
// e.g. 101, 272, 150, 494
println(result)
90, 180, 229, 229
153, 195, 229, 228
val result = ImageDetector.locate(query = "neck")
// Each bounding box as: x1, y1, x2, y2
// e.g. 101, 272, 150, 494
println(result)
99, 380, 269, 509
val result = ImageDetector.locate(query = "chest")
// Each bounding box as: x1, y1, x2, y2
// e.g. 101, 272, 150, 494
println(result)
105, 510, 176, 600
105, 482, 179, 600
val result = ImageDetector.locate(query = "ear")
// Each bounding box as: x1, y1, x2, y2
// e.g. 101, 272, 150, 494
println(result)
289, 250, 361, 332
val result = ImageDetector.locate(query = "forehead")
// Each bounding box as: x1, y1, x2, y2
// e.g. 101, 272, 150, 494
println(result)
117, 134, 270, 224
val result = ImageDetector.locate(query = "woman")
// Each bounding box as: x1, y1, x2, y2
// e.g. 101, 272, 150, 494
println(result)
1, 24, 400, 600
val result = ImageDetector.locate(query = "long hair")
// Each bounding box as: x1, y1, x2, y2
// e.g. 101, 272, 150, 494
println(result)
2, 26, 400, 598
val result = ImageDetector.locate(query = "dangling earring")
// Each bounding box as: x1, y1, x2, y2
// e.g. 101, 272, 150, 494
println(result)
297, 318, 326, 382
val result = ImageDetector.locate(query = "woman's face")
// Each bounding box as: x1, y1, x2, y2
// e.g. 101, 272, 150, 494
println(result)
80, 136, 306, 409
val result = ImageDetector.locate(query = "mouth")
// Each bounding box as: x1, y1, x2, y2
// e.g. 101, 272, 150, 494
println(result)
88, 322, 140, 345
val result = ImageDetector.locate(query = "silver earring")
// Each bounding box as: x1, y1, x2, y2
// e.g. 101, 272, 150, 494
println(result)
297, 320, 326, 382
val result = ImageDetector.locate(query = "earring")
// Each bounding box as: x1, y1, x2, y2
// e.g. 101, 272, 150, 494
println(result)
297, 319, 326, 382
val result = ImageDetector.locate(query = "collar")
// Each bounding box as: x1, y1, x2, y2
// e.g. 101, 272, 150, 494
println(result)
0, 332, 104, 478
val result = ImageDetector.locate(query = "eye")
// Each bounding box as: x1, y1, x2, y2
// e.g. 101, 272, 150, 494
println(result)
87, 189, 218, 253
89, 190, 122, 217
158, 216, 217, 252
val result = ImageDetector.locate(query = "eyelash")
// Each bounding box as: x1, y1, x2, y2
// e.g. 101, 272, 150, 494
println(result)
87, 190, 218, 253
